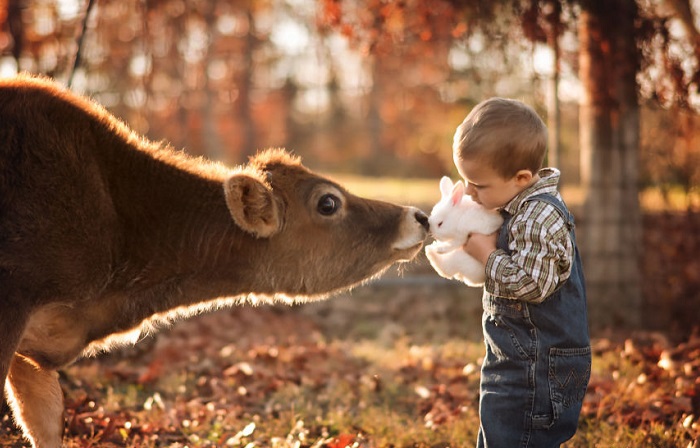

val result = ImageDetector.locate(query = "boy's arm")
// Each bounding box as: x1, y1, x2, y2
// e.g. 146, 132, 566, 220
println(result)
463, 231, 498, 264
483, 203, 573, 303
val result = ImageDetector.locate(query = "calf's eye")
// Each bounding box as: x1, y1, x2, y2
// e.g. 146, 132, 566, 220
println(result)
317, 194, 340, 216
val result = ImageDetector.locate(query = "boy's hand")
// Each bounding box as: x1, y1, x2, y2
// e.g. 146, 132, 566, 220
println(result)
463, 232, 498, 265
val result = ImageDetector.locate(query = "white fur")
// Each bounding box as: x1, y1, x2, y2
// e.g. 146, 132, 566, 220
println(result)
425, 176, 503, 286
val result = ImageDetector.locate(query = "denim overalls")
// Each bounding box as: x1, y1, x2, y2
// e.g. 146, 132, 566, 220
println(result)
477, 194, 591, 448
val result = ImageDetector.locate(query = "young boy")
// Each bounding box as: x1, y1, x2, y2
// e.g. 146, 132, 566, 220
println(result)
455, 97, 591, 447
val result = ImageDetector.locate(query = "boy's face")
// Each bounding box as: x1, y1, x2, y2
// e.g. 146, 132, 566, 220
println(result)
456, 158, 536, 211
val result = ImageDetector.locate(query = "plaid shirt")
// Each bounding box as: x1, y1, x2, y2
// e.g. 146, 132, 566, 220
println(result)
484, 168, 574, 303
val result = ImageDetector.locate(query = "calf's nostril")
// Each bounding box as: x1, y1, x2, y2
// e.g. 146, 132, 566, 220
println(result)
414, 210, 429, 232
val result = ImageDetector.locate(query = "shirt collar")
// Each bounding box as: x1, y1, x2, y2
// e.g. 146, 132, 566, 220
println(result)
501, 168, 561, 216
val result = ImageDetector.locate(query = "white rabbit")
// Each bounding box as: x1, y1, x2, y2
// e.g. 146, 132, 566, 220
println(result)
425, 176, 504, 286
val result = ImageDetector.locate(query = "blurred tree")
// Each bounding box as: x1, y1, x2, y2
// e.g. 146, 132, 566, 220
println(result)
521, 0, 563, 168
0, 0, 530, 175
576, 0, 642, 327
6, 0, 22, 67
67, 0, 95, 87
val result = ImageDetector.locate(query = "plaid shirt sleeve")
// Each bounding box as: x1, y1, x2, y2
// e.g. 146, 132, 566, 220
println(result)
483, 201, 573, 303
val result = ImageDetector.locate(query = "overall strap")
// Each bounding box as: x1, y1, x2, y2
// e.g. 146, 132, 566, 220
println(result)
525, 193, 582, 297
496, 193, 575, 253
493, 193, 584, 304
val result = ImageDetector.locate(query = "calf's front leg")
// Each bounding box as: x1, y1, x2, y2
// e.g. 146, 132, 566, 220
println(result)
6, 354, 64, 448
1, 301, 31, 431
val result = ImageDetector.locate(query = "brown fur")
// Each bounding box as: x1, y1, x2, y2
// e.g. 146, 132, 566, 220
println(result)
0, 75, 429, 447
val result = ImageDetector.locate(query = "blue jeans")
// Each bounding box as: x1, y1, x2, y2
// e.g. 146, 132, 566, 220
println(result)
477, 296, 591, 447
477, 194, 590, 447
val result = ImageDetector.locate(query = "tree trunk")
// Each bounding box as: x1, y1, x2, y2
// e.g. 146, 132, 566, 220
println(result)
8, 0, 23, 69
578, 0, 642, 328
546, 1, 562, 168
203, 0, 223, 160
238, 9, 256, 160
365, 56, 384, 175
547, 34, 560, 168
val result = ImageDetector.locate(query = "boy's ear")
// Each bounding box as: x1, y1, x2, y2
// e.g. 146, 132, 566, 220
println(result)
514, 169, 534, 187
450, 181, 465, 206
223, 174, 283, 238
439, 176, 454, 198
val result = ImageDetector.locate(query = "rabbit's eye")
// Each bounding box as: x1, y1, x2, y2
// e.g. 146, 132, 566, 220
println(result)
438, 222, 443, 228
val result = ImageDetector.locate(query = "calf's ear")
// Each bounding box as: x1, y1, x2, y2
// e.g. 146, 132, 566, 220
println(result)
223, 174, 283, 238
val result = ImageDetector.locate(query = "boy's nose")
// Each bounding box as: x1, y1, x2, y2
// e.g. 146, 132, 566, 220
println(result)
465, 183, 476, 196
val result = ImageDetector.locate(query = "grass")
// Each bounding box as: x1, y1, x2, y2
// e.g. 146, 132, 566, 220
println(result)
2, 303, 697, 447
19, 327, 692, 447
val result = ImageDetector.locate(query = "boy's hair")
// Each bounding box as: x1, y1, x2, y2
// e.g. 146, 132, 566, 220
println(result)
453, 97, 547, 179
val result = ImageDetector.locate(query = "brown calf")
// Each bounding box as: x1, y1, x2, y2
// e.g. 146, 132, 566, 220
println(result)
0, 75, 429, 447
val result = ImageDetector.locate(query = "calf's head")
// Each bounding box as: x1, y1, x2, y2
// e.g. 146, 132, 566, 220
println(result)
224, 149, 429, 297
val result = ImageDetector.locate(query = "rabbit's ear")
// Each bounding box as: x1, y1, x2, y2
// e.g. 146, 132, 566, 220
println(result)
451, 181, 465, 206
439, 176, 453, 198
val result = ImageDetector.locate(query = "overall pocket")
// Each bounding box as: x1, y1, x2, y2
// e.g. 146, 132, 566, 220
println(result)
483, 312, 535, 362
548, 346, 592, 421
